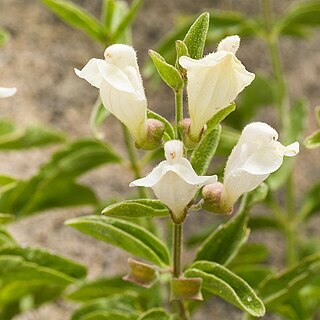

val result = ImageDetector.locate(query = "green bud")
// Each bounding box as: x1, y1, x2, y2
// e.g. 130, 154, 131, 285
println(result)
136, 119, 165, 150
170, 277, 203, 301
123, 258, 159, 288
202, 182, 233, 215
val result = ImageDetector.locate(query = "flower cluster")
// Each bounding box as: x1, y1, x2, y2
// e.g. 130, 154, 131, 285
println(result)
76, 37, 299, 223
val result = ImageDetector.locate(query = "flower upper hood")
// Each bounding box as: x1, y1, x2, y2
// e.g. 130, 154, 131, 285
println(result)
222, 122, 299, 208
75, 44, 147, 144
179, 35, 255, 141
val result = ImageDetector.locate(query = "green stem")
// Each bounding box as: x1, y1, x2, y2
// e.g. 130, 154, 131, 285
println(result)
175, 89, 183, 139
261, 0, 296, 266
122, 124, 147, 199
173, 223, 182, 278
173, 222, 189, 320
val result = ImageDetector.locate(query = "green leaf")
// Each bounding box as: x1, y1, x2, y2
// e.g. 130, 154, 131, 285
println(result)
190, 125, 221, 175
147, 110, 175, 139
258, 253, 320, 306
226, 75, 274, 130
90, 100, 109, 140
0, 139, 121, 216
286, 99, 308, 142
232, 265, 274, 289
111, 0, 143, 42
0, 124, 65, 150
230, 243, 269, 266
0, 255, 77, 286
41, 0, 106, 43
175, 40, 189, 72
137, 308, 170, 320
185, 261, 265, 317
101, 0, 116, 35
66, 215, 170, 266
149, 50, 184, 92
183, 12, 209, 59
267, 158, 294, 191
68, 277, 143, 302
300, 181, 320, 221
245, 183, 269, 208
0, 227, 16, 247
304, 129, 320, 149
277, 2, 320, 37
71, 295, 139, 320
0, 28, 9, 47
195, 208, 249, 265
81, 311, 135, 320
207, 102, 236, 129
102, 199, 169, 218
0, 214, 14, 224
0, 246, 86, 279
248, 215, 283, 231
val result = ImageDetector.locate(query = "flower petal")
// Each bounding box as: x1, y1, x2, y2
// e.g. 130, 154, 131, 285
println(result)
0, 87, 17, 98
129, 162, 167, 188
74, 58, 106, 89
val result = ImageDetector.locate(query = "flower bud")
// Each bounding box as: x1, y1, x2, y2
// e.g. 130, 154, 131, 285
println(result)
170, 277, 203, 301
178, 118, 205, 147
202, 182, 233, 214
123, 258, 159, 288
136, 119, 165, 150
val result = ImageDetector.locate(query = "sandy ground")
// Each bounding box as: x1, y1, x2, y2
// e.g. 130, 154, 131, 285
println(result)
0, 0, 320, 319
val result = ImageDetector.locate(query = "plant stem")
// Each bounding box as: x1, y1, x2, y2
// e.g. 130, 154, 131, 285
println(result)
173, 223, 182, 277
261, 0, 296, 266
122, 124, 147, 199
175, 89, 183, 139
172, 222, 189, 320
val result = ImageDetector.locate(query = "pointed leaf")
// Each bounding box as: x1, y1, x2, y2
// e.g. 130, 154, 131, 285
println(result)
304, 129, 320, 149
41, 0, 106, 43
149, 50, 184, 92
207, 102, 236, 129
175, 40, 189, 72
0, 124, 64, 150
277, 2, 320, 36
0, 214, 14, 224
183, 12, 209, 59
185, 261, 265, 317
68, 277, 143, 302
102, 199, 169, 218
258, 253, 320, 306
137, 308, 170, 320
66, 215, 170, 266
300, 182, 320, 221
0, 255, 77, 286
81, 311, 135, 320
111, 0, 143, 42
195, 208, 249, 265
0, 227, 16, 247
90, 100, 109, 139
71, 295, 139, 320
190, 124, 221, 175
0, 246, 86, 279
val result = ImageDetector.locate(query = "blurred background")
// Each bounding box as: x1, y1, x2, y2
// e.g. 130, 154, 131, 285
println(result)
1, 0, 320, 319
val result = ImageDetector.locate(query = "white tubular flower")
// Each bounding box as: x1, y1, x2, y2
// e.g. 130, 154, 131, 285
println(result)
221, 122, 299, 210
179, 35, 255, 141
129, 140, 217, 223
75, 44, 148, 145
0, 87, 17, 98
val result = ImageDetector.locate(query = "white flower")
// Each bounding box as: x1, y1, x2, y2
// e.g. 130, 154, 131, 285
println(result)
179, 35, 255, 141
0, 87, 17, 98
75, 44, 148, 144
221, 122, 299, 210
129, 140, 217, 223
